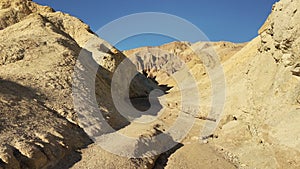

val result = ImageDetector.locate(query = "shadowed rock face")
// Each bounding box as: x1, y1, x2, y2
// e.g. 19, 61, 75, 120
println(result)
1, 0, 300, 168
124, 0, 300, 168
0, 0, 162, 168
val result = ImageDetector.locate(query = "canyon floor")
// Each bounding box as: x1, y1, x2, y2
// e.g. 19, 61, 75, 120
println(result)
0, 0, 300, 169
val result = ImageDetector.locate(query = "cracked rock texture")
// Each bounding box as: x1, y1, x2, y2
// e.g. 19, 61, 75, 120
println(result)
123, 0, 300, 168
0, 0, 159, 168
1, 0, 300, 168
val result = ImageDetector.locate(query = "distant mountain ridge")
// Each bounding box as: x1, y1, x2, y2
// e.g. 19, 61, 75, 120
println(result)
0, 0, 300, 168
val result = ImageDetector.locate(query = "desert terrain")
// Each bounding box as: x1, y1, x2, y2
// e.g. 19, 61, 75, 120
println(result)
0, 0, 300, 169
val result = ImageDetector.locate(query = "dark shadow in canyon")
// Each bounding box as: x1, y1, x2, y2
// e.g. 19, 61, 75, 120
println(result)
77, 48, 173, 130
130, 70, 173, 112
0, 79, 92, 169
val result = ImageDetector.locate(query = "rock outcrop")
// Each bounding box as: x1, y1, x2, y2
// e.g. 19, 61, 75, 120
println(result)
259, 0, 300, 67
1, 0, 300, 168
0, 0, 160, 168
166, 0, 300, 168
124, 41, 245, 85
125, 0, 300, 168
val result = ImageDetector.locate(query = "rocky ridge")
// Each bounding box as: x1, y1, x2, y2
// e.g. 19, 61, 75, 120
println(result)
123, 0, 300, 168
0, 0, 300, 168
0, 0, 160, 168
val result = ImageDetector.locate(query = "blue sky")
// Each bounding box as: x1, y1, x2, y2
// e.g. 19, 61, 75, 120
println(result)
33, 0, 278, 50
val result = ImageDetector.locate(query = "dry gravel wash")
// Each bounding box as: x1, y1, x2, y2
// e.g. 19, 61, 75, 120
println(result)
1, 0, 300, 169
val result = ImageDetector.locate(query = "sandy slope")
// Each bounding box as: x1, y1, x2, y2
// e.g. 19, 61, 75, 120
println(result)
1, 0, 300, 168
0, 0, 159, 168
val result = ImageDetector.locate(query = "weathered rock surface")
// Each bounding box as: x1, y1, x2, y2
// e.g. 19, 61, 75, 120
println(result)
0, 0, 160, 168
124, 41, 245, 77
1, 0, 300, 168
123, 0, 300, 168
